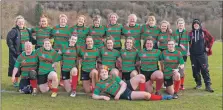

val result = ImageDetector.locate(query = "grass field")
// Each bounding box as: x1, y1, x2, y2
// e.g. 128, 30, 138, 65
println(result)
1, 40, 222, 110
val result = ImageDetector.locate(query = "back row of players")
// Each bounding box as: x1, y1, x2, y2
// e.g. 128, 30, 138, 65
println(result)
10, 13, 189, 100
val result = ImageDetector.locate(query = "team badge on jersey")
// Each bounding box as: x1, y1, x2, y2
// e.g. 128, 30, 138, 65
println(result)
42, 54, 45, 58
127, 30, 131, 35
91, 31, 96, 34
165, 56, 170, 60
160, 36, 164, 40
73, 29, 77, 34
104, 52, 108, 56
66, 49, 70, 54
84, 52, 88, 59
56, 30, 59, 34
142, 54, 147, 58
123, 52, 127, 56
105, 83, 109, 87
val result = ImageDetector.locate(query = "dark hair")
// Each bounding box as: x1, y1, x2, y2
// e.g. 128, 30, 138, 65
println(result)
143, 37, 154, 49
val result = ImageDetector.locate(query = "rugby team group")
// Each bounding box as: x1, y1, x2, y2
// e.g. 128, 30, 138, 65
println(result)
6, 12, 215, 101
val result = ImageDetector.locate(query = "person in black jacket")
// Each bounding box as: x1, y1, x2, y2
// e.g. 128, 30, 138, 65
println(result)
189, 19, 215, 92
6, 15, 35, 87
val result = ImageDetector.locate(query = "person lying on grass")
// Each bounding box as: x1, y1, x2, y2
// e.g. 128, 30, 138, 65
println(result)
92, 65, 173, 101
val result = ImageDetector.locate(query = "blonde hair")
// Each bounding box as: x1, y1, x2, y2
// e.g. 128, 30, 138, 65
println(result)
77, 15, 86, 20
24, 41, 32, 47
15, 15, 25, 26
107, 13, 119, 20
146, 16, 156, 24
176, 18, 185, 25
59, 14, 68, 20
128, 14, 137, 22
160, 20, 171, 32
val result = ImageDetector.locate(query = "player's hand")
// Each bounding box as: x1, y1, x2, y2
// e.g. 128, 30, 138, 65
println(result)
206, 48, 209, 52
187, 52, 190, 56
172, 69, 179, 74
114, 93, 121, 100
11, 76, 15, 83
180, 44, 186, 51
58, 50, 62, 54
103, 96, 110, 101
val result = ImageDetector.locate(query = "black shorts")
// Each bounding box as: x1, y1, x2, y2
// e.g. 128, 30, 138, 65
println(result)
183, 56, 187, 62
120, 87, 132, 100
81, 70, 90, 80
122, 72, 131, 81
164, 77, 173, 87
37, 74, 48, 85
159, 48, 166, 52
140, 70, 157, 81
61, 71, 70, 80
114, 47, 122, 51
125, 80, 134, 91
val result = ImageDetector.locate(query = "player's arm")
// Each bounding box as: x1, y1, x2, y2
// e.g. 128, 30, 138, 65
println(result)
114, 80, 127, 100
117, 57, 122, 71
92, 94, 110, 101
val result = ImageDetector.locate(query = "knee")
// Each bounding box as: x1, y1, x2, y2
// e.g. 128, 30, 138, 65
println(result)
39, 86, 49, 93
110, 69, 119, 76
144, 93, 151, 100
156, 71, 163, 80
174, 72, 180, 81
28, 70, 37, 80
71, 68, 78, 76
50, 72, 58, 81
138, 74, 146, 83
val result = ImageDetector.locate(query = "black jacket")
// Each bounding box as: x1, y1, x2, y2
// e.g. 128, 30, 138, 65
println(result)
6, 26, 35, 55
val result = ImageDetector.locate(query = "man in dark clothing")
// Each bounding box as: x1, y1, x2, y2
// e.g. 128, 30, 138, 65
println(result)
189, 19, 215, 92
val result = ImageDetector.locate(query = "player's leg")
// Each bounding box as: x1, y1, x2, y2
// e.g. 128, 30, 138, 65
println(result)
130, 70, 138, 78
70, 67, 78, 97
48, 71, 59, 97
131, 91, 172, 101
62, 71, 71, 93
129, 74, 145, 91
173, 71, 181, 99
81, 70, 91, 93
38, 74, 50, 93
28, 70, 38, 95
164, 77, 174, 95
150, 70, 163, 95
109, 68, 119, 76
89, 69, 99, 93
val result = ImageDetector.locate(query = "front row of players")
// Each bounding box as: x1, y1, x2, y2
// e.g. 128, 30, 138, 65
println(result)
11, 34, 184, 100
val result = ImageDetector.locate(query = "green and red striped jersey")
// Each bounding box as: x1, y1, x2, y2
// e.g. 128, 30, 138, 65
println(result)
94, 74, 122, 96
160, 50, 184, 79
172, 29, 190, 56
36, 47, 62, 75
14, 50, 38, 77
120, 48, 139, 72
105, 24, 123, 49
122, 24, 142, 50
89, 25, 106, 49
79, 46, 99, 72
51, 25, 71, 51
99, 48, 120, 70
31, 26, 52, 47
138, 48, 161, 71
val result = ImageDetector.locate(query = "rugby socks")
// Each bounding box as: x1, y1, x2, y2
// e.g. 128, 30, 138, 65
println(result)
150, 94, 162, 100
174, 80, 181, 93
72, 75, 78, 91
15, 77, 19, 83
156, 79, 163, 92
90, 84, 95, 93
30, 80, 37, 88
139, 82, 145, 91
52, 88, 58, 93
180, 77, 185, 86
